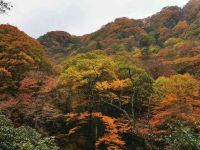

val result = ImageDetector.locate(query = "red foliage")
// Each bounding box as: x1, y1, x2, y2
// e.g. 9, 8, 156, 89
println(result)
150, 95, 200, 135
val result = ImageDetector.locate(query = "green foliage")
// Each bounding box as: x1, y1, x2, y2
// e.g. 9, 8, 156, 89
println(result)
109, 43, 126, 52
117, 60, 154, 107
187, 17, 200, 38
165, 121, 200, 150
0, 112, 59, 150
139, 34, 155, 47
15, 127, 58, 150
0, 112, 15, 150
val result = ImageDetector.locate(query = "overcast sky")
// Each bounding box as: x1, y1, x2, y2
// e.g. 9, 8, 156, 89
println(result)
0, 0, 189, 38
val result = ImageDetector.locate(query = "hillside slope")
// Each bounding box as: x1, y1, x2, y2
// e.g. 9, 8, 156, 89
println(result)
0, 25, 51, 93
38, 0, 200, 53
38, 0, 200, 78
0, 0, 199, 150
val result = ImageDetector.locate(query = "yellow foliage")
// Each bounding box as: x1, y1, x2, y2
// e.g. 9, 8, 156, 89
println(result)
153, 74, 199, 102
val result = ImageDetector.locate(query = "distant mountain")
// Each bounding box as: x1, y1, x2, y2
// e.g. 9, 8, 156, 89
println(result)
38, 31, 72, 48
37, 0, 200, 78
38, 0, 199, 55
38, 31, 81, 62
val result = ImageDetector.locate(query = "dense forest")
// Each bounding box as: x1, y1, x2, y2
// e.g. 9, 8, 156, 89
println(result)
0, 0, 200, 149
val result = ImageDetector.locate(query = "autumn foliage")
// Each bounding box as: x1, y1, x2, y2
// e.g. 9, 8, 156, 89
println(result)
1, 0, 200, 149
0, 25, 51, 93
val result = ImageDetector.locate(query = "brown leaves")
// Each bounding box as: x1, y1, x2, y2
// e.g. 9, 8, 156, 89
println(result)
0, 25, 49, 93
173, 21, 189, 34
0, 67, 12, 91
0, 94, 16, 110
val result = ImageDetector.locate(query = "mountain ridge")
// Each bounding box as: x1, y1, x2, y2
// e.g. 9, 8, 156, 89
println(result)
38, 0, 200, 62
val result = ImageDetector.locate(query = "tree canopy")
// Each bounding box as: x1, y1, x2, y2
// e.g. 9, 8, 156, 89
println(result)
0, 0, 12, 14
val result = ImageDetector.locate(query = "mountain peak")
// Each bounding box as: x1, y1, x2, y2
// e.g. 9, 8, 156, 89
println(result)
38, 31, 72, 48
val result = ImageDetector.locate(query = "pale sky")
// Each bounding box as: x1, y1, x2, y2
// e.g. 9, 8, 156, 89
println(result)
0, 0, 190, 38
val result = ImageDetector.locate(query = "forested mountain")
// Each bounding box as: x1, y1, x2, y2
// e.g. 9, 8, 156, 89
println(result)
38, 0, 200, 79
38, 31, 81, 63
1, 0, 200, 149
39, 0, 200, 54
